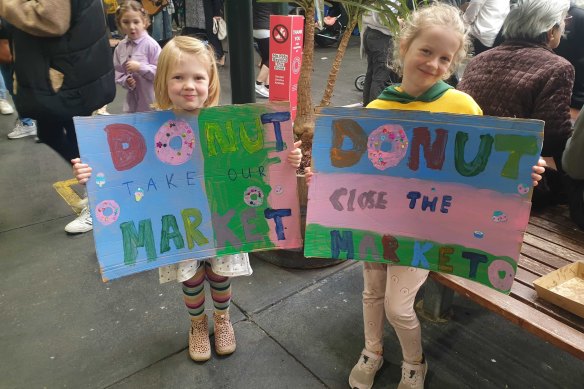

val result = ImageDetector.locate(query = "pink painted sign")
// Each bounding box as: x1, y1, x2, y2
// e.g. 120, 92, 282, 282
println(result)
305, 108, 544, 293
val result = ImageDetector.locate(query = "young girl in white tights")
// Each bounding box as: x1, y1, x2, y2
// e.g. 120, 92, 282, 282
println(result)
72, 36, 302, 362
307, 3, 545, 388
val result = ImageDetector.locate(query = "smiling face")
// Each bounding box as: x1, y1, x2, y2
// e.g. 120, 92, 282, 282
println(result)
399, 26, 460, 97
119, 10, 147, 40
167, 53, 211, 112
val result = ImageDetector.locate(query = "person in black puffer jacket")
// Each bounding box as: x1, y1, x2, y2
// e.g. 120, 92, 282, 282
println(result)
0, 0, 115, 163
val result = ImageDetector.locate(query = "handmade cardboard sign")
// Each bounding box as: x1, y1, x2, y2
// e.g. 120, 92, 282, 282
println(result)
305, 107, 544, 293
75, 102, 302, 281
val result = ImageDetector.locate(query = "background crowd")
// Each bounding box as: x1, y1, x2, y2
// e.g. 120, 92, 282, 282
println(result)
0, 1, 582, 389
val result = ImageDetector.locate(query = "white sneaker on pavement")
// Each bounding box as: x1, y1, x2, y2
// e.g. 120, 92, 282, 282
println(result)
255, 83, 269, 98
94, 105, 111, 115
65, 206, 93, 234
7, 120, 37, 139
348, 349, 383, 389
0, 99, 14, 115
397, 357, 428, 389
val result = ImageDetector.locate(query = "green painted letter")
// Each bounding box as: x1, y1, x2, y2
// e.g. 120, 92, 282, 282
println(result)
181, 208, 209, 249
454, 132, 494, 177
494, 135, 538, 179
160, 214, 185, 254
120, 219, 157, 265
205, 121, 238, 156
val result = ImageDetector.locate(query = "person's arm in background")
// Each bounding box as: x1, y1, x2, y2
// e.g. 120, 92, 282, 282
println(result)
563, 110, 584, 180
0, 0, 70, 37
463, 0, 486, 24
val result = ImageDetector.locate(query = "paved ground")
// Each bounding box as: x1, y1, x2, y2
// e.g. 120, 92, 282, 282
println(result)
1, 36, 583, 389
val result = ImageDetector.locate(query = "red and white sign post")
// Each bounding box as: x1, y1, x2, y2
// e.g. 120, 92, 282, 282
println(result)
269, 15, 304, 121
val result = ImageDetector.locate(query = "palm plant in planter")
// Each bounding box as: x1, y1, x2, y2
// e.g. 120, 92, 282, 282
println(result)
256, 0, 420, 268
261, 0, 415, 169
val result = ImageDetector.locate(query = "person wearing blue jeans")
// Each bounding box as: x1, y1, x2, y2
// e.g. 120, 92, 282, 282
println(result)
0, 63, 37, 139
151, 7, 173, 46
0, 66, 14, 115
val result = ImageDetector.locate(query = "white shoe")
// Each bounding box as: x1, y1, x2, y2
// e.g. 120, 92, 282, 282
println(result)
65, 206, 93, 234
397, 357, 428, 389
255, 83, 269, 98
94, 105, 111, 115
7, 120, 37, 139
348, 349, 383, 389
0, 99, 14, 114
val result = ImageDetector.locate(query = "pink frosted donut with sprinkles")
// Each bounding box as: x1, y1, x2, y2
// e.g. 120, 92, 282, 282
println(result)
94, 200, 120, 226
243, 186, 264, 207
367, 124, 408, 170
154, 119, 195, 165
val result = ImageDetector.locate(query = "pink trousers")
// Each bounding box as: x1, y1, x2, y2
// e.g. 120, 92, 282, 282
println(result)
361, 262, 429, 363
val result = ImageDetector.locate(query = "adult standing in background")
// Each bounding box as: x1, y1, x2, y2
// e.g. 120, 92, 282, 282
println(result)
562, 109, 584, 229
150, 1, 174, 46
462, 0, 510, 55
183, 0, 225, 65
555, 0, 584, 114
0, 58, 14, 115
0, 0, 115, 231
360, 8, 399, 106
0, 0, 115, 163
0, 19, 37, 139
103, 0, 120, 37
252, 0, 279, 98
458, 0, 573, 208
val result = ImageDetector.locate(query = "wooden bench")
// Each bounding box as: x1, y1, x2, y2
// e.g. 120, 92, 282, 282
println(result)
422, 204, 584, 360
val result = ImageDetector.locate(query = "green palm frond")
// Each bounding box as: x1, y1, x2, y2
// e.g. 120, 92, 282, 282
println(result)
341, 0, 428, 35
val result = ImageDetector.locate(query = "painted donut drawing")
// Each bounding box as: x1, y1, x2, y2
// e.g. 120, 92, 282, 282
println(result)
154, 119, 195, 165
367, 124, 408, 170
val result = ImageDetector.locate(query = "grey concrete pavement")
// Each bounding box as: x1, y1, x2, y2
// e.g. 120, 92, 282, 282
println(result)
1, 36, 583, 389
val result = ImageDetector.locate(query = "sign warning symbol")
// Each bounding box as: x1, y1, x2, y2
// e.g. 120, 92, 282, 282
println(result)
272, 24, 289, 43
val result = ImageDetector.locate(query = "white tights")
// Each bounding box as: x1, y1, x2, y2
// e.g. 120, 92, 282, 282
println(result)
362, 262, 429, 363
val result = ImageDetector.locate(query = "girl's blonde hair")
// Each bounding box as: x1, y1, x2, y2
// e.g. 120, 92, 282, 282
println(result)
115, 0, 150, 30
391, 2, 469, 80
154, 36, 220, 110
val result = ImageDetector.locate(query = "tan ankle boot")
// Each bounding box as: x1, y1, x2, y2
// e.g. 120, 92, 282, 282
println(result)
213, 311, 236, 355
189, 314, 211, 361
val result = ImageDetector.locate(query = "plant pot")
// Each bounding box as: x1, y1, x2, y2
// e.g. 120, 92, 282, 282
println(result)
252, 174, 345, 269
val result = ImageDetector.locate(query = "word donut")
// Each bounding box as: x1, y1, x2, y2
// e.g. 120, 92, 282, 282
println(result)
243, 186, 264, 207
155, 120, 195, 165
367, 124, 409, 171
95, 200, 121, 226
487, 259, 515, 291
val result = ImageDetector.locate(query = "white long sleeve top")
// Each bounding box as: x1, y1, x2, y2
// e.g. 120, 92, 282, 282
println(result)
463, 0, 510, 47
